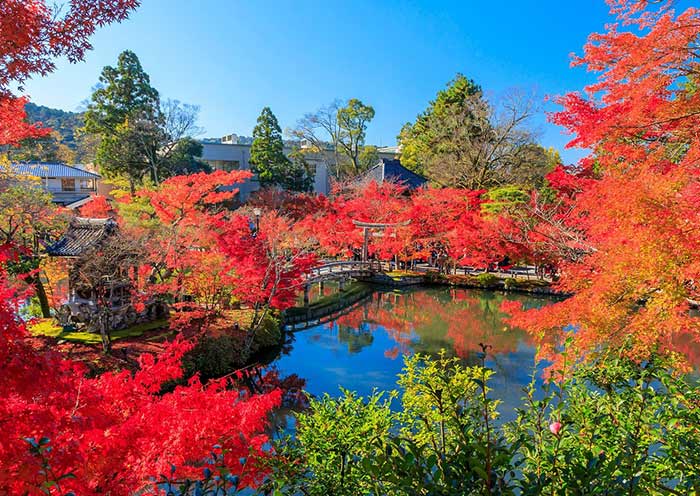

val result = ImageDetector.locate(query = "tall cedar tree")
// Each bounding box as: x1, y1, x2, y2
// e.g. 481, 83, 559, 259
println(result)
250, 107, 311, 191
84, 50, 161, 192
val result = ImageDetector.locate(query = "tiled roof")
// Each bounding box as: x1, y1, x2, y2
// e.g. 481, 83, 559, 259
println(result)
365, 159, 427, 190
11, 162, 100, 179
46, 217, 117, 257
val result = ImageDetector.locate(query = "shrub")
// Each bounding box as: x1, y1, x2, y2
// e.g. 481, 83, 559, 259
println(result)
474, 272, 499, 287
265, 350, 700, 495
183, 334, 246, 382
183, 315, 281, 382
252, 313, 281, 349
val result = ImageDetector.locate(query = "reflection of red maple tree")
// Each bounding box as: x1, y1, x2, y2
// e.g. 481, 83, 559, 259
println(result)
325, 289, 533, 360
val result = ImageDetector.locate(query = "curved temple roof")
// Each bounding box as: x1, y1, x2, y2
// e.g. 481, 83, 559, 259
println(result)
46, 217, 117, 257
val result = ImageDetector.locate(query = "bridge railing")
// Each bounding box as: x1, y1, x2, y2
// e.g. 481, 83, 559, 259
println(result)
307, 260, 382, 278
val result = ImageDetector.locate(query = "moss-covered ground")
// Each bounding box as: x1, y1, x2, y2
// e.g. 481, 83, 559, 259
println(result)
28, 318, 171, 344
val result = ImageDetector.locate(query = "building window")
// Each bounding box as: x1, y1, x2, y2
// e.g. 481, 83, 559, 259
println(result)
80, 179, 94, 190
209, 160, 240, 171
61, 178, 76, 192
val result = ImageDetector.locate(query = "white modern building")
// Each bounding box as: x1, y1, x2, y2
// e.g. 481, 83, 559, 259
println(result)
199, 137, 398, 200
199, 141, 329, 200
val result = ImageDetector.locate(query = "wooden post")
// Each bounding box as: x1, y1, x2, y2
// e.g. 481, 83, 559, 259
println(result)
362, 227, 369, 262
303, 284, 310, 306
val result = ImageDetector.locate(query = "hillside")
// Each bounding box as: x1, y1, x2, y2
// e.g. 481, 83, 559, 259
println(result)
11, 102, 96, 164
24, 102, 84, 149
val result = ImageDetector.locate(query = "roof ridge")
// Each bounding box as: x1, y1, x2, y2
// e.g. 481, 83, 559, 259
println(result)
11, 161, 100, 178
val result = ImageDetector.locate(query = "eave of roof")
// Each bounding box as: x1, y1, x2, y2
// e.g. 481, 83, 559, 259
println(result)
11, 162, 101, 179
46, 217, 117, 257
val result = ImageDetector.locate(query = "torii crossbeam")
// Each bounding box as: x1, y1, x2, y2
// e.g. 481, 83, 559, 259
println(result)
352, 220, 411, 262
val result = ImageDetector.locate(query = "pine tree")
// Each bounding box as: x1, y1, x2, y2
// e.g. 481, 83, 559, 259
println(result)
250, 107, 290, 187
250, 107, 311, 191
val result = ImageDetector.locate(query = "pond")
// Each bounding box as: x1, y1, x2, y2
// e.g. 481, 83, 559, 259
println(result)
271, 284, 556, 421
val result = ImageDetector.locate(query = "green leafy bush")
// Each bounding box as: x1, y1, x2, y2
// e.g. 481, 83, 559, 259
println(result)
265, 351, 700, 495
183, 315, 281, 382
182, 334, 245, 382
266, 390, 394, 496
474, 272, 499, 287
252, 313, 281, 349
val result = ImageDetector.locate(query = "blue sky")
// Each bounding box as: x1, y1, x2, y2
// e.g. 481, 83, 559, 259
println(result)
22, 0, 616, 164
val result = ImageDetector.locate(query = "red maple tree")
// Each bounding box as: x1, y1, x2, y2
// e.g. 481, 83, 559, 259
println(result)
125, 171, 252, 323
0, 245, 281, 494
505, 0, 700, 370
0, 0, 139, 146
218, 210, 317, 328
78, 195, 115, 219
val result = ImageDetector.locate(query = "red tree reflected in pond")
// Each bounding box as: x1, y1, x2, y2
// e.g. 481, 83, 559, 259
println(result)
322, 288, 545, 360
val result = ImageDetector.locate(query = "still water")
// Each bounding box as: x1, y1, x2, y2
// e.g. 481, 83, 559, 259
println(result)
272, 285, 555, 420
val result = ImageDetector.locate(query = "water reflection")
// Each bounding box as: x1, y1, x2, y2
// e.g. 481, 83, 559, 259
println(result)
274, 286, 555, 420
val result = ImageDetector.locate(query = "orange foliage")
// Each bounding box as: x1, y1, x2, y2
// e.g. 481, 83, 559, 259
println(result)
506, 0, 700, 370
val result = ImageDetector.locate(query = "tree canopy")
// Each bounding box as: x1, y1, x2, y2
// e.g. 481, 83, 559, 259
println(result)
289, 98, 378, 180
85, 51, 203, 191
251, 107, 312, 191
398, 74, 555, 189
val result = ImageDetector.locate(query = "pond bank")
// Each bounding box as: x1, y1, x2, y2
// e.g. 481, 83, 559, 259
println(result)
358, 270, 563, 296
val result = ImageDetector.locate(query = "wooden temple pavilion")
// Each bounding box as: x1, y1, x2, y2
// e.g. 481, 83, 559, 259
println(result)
46, 217, 145, 330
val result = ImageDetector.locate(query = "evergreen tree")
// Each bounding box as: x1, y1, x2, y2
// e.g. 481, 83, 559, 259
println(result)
397, 74, 552, 189
165, 137, 211, 175
398, 74, 483, 176
287, 148, 314, 192
250, 107, 311, 191
84, 50, 161, 193
85, 50, 160, 132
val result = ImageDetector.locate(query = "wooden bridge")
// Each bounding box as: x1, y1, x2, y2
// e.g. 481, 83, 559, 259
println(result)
300, 260, 383, 305
283, 286, 374, 332
304, 260, 383, 285
285, 260, 550, 331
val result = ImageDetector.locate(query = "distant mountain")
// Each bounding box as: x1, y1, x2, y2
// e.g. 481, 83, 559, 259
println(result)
12, 103, 97, 164
24, 102, 84, 148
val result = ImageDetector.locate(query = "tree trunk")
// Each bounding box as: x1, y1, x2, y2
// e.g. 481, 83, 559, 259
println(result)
99, 311, 112, 354
29, 274, 51, 318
